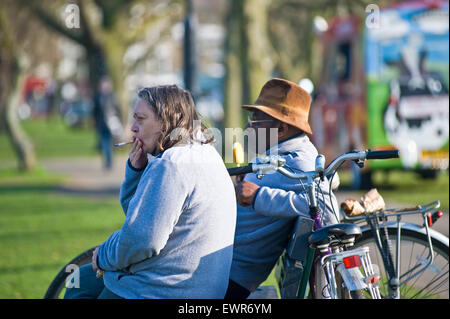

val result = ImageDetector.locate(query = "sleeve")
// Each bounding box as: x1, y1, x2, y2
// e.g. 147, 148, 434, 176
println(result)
119, 159, 146, 216
253, 184, 340, 224
97, 159, 189, 271
253, 186, 311, 219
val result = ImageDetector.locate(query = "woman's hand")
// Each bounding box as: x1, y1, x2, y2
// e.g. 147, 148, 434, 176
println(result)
92, 247, 99, 272
129, 138, 148, 170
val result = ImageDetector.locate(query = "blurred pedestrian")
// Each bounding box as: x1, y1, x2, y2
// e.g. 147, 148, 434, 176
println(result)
93, 76, 122, 170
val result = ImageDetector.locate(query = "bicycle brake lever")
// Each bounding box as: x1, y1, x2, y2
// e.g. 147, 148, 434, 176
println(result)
348, 149, 365, 168
256, 170, 264, 179
355, 159, 365, 168
253, 155, 286, 179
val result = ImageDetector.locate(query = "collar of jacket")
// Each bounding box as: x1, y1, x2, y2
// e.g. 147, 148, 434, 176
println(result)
265, 133, 309, 156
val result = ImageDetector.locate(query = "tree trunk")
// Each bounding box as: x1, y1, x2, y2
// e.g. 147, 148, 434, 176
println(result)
242, 0, 274, 103
4, 69, 37, 171
102, 31, 129, 124
26, 0, 116, 122
223, 0, 274, 131
223, 0, 244, 130
0, 7, 36, 171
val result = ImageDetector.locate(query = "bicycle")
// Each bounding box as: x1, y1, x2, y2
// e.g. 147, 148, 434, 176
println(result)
341, 199, 448, 299
227, 149, 406, 299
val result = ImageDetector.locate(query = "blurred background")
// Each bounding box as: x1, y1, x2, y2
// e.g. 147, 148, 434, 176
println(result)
0, 0, 448, 298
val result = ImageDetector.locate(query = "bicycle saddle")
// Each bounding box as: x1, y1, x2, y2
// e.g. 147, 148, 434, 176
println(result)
308, 223, 362, 247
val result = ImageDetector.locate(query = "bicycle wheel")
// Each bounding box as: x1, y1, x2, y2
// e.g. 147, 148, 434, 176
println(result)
354, 226, 449, 299
43, 246, 97, 299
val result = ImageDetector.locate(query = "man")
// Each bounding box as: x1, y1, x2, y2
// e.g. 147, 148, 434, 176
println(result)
93, 76, 123, 170
225, 78, 339, 298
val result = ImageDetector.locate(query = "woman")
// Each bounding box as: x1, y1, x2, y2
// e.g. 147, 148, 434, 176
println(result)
65, 85, 236, 299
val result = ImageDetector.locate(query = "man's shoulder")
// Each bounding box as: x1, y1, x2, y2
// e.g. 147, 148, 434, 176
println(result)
277, 138, 318, 171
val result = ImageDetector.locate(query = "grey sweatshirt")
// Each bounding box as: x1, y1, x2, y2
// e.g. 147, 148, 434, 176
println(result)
229, 134, 339, 292
97, 143, 237, 298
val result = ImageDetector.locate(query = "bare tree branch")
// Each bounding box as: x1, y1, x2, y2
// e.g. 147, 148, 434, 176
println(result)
21, 0, 85, 45
122, 2, 183, 47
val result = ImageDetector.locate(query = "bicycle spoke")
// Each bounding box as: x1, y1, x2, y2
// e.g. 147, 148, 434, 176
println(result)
400, 241, 422, 297
401, 242, 427, 283
369, 241, 390, 297
356, 229, 449, 299
401, 242, 431, 298
411, 269, 449, 299
372, 244, 388, 295
405, 240, 415, 277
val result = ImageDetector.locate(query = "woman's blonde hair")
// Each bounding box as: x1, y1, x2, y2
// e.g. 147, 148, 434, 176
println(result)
137, 85, 212, 154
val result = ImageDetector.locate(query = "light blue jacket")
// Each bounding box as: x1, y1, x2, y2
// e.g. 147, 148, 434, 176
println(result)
229, 134, 339, 292
97, 143, 237, 298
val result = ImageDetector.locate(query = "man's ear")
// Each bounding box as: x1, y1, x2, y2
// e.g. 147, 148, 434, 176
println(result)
278, 121, 289, 139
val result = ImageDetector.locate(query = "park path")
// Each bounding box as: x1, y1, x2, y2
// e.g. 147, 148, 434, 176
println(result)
42, 155, 128, 198
42, 155, 448, 236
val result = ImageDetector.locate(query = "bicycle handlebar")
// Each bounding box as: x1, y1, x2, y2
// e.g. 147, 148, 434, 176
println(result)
366, 150, 399, 160
227, 164, 253, 176
227, 149, 399, 178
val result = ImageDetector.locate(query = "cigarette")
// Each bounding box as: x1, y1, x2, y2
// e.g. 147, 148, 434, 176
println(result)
114, 141, 133, 147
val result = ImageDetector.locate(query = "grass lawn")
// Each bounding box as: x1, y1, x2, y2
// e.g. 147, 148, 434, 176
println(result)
338, 170, 449, 212
0, 166, 278, 298
0, 166, 277, 298
0, 169, 124, 298
374, 170, 449, 212
0, 117, 128, 166
0, 118, 97, 161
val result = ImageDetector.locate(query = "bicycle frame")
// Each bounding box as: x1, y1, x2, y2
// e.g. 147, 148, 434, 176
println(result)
276, 170, 381, 299
342, 201, 441, 298
233, 149, 398, 299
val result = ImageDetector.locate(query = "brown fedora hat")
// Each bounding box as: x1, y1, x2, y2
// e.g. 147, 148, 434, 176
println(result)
242, 78, 312, 134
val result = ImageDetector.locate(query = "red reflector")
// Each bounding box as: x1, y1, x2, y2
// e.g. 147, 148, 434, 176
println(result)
343, 255, 362, 268
371, 275, 381, 284
438, 211, 443, 218
428, 214, 433, 226
366, 275, 381, 285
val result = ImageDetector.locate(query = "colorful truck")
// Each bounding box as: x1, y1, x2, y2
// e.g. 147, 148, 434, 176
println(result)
310, 1, 449, 186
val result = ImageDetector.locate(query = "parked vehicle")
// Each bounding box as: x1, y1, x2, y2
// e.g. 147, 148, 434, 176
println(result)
311, 1, 449, 186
